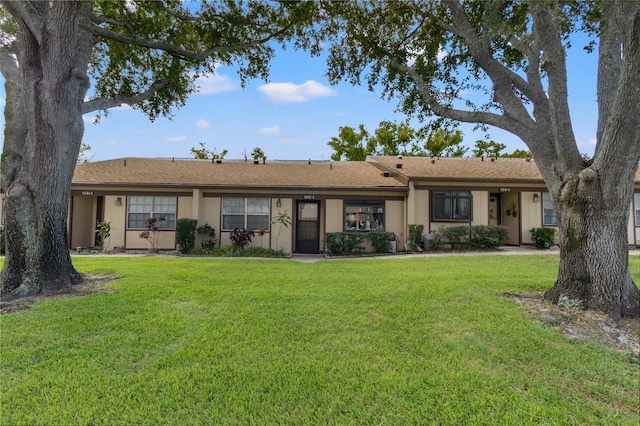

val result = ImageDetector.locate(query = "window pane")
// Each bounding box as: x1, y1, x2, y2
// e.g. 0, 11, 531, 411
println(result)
247, 215, 270, 231
153, 197, 176, 213
223, 198, 244, 214
247, 198, 269, 214
128, 213, 148, 229
635, 193, 640, 225
542, 192, 558, 226
128, 196, 152, 213
223, 215, 244, 230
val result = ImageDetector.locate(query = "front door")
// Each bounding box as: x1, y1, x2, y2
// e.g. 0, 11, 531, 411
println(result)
296, 201, 320, 253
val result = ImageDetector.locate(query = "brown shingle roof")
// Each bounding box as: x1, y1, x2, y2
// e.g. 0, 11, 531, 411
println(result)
72, 158, 407, 189
370, 156, 546, 183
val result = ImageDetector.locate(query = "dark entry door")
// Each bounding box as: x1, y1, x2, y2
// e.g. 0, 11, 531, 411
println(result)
296, 201, 320, 253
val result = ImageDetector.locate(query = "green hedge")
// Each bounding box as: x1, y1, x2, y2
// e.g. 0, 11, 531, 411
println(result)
429, 225, 508, 250
175, 218, 198, 254
530, 227, 556, 249
325, 232, 395, 256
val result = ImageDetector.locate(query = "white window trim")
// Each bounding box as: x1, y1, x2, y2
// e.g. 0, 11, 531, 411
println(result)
221, 197, 270, 231
126, 196, 177, 230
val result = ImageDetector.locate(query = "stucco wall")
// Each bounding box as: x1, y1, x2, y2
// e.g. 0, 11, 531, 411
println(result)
385, 200, 405, 250
104, 195, 126, 249
521, 192, 542, 244
70, 196, 95, 248
271, 198, 293, 253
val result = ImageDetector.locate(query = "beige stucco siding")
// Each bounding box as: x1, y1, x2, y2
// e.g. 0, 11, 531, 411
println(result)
325, 199, 343, 233
271, 198, 293, 252
471, 191, 489, 225
385, 200, 405, 250
521, 192, 542, 244
178, 196, 192, 219
104, 195, 126, 249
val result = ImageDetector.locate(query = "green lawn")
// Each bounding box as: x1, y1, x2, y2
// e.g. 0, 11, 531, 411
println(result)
1, 255, 638, 425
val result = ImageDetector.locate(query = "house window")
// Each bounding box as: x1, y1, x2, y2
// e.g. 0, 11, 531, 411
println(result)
635, 193, 640, 226
222, 198, 270, 231
127, 196, 176, 229
431, 191, 472, 221
344, 201, 385, 231
542, 192, 558, 226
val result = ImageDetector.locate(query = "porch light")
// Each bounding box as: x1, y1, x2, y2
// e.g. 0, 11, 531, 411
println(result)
533, 193, 540, 203
276, 198, 282, 208
115, 197, 122, 206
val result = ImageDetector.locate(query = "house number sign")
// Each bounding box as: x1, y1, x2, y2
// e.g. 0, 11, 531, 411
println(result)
81, 191, 94, 196
499, 187, 511, 192
303, 195, 315, 199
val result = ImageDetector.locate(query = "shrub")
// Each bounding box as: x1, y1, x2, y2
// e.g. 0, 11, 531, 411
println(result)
530, 227, 556, 249
188, 246, 287, 258
230, 228, 254, 249
430, 225, 509, 250
408, 224, 425, 251
176, 218, 198, 254
196, 223, 216, 248
325, 232, 366, 255
368, 232, 394, 253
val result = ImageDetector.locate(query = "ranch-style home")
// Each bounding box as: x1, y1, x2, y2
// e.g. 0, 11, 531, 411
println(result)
2, 156, 639, 253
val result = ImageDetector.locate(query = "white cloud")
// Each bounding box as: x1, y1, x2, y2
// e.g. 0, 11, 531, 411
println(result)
407, 46, 447, 66
258, 80, 337, 103
196, 119, 211, 129
166, 135, 188, 143
194, 73, 236, 95
258, 125, 281, 136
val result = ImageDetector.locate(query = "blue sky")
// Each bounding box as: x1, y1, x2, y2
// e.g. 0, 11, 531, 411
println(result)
1, 33, 599, 162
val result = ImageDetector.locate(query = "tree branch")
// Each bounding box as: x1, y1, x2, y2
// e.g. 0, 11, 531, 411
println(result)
87, 18, 291, 61
82, 79, 170, 114
389, 58, 535, 142
1, 1, 45, 45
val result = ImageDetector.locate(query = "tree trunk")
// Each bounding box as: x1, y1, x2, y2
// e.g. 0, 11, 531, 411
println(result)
544, 174, 640, 320
0, 2, 92, 299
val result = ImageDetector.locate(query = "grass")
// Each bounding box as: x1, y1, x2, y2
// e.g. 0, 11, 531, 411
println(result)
1, 254, 638, 425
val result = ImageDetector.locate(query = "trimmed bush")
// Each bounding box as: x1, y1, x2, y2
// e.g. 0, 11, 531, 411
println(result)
530, 227, 556, 249
325, 232, 366, 255
176, 218, 198, 254
430, 225, 508, 250
325, 232, 395, 256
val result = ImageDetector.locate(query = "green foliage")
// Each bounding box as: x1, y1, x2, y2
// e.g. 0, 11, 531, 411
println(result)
229, 228, 254, 249
530, 227, 556, 249
325, 232, 395, 255
0, 256, 637, 424
430, 226, 509, 250
425, 129, 467, 157
77, 142, 93, 163
190, 142, 227, 160
325, 232, 366, 255
368, 232, 394, 253
196, 223, 217, 248
408, 224, 425, 251
328, 120, 433, 161
473, 140, 506, 157
175, 218, 198, 254
251, 147, 266, 161
95, 221, 111, 251
501, 149, 533, 158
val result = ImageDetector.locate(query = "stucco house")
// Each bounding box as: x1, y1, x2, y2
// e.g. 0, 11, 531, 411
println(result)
2, 156, 639, 253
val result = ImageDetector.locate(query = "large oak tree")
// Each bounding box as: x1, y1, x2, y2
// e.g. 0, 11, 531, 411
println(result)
0, 0, 314, 298
320, 0, 640, 318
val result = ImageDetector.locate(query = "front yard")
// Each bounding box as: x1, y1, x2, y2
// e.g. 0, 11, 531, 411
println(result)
0, 255, 638, 424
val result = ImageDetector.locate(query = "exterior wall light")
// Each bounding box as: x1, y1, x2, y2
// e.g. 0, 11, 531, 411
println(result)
276, 198, 282, 208
115, 197, 122, 206
533, 193, 540, 203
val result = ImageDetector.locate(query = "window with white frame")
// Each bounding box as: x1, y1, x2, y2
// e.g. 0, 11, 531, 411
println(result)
222, 198, 270, 231
431, 191, 472, 221
542, 192, 558, 226
635, 193, 640, 226
127, 196, 176, 229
